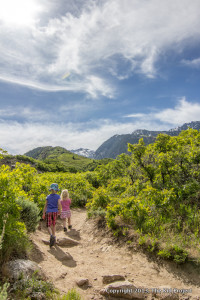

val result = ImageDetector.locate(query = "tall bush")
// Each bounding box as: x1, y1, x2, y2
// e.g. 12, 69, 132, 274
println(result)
0, 165, 30, 263
16, 197, 40, 232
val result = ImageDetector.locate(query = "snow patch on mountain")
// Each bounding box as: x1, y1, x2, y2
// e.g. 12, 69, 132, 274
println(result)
70, 148, 95, 158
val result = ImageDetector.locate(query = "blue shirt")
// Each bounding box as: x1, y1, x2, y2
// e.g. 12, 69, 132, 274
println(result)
46, 193, 60, 213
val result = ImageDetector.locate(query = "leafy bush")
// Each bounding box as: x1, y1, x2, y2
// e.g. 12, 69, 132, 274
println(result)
157, 248, 172, 260
86, 187, 110, 210
16, 197, 40, 232
10, 273, 58, 299
158, 245, 188, 264
0, 282, 9, 300
0, 166, 31, 263
58, 288, 82, 300
85, 171, 100, 188
1, 220, 30, 263
170, 245, 188, 264
87, 207, 106, 219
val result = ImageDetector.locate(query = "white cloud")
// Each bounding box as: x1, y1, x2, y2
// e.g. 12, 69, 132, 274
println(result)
0, 0, 42, 26
125, 98, 200, 126
0, 0, 200, 97
154, 98, 200, 125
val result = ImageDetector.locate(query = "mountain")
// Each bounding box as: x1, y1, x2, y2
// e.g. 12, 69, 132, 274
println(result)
24, 146, 95, 172
24, 146, 113, 172
70, 148, 95, 159
94, 121, 200, 159
24, 146, 71, 160
94, 131, 160, 159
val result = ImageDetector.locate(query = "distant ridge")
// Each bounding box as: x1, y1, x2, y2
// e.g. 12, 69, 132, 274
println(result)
24, 146, 71, 160
169, 121, 200, 132
94, 121, 200, 159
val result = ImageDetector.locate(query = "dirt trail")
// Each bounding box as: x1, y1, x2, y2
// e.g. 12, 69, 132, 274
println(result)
30, 209, 200, 299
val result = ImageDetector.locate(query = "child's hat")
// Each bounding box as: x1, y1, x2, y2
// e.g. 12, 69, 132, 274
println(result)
49, 183, 59, 191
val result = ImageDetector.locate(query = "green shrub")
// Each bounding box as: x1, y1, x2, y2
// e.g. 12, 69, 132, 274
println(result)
58, 288, 82, 300
86, 188, 110, 210
170, 245, 188, 264
87, 207, 106, 219
0, 214, 8, 251
16, 197, 40, 232
1, 219, 30, 262
70, 192, 87, 207
158, 245, 188, 264
157, 248, 172, 260
68, 167, 78, 173
0, 282, 10, 300
10, 272, 58, 299
85, 171, 100, 188
0, 168, 31, 262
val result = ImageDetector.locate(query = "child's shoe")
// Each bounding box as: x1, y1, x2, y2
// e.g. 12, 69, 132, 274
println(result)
64, 227, 67, 232
68, 225, 72, 229
50, 235, 55, 247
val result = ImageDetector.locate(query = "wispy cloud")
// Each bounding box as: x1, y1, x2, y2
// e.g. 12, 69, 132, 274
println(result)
181, 57, 200, 68
125, 113, 146, 118
0, 101, 102, 123
0, 0, 200, 97
0, 106, 48, 121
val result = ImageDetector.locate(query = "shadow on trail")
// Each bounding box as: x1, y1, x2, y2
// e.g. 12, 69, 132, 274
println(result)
29, 241, 45, 264
64, 228, 81, 241
143, 251, 200, 288
48, 245, 77, 268
165, 260, 200, 287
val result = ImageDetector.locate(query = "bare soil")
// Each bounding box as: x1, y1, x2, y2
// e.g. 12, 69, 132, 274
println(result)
30, 208, 200, 300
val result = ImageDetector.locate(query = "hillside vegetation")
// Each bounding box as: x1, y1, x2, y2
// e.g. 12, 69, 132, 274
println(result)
87, 128, 200, 264
25, 145, 98, 172
1, 147, 112, 173
1, 129, 200, 297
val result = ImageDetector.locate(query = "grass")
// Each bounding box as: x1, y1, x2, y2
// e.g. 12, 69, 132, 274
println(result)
57, 289, 83, 300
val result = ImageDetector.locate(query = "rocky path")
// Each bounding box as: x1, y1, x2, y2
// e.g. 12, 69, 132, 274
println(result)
30, 208, 200, 299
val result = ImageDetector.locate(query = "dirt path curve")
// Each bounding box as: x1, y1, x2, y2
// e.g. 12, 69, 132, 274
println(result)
30, 208, 200, 300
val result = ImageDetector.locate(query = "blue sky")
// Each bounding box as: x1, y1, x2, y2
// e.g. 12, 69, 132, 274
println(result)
0, 0, 200, 154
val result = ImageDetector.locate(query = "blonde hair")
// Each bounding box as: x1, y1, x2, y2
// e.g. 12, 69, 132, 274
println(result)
61, 189, 69, 200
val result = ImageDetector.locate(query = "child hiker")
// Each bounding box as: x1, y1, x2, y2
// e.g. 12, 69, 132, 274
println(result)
60, 189, 72, 232
42, 183, 62, 247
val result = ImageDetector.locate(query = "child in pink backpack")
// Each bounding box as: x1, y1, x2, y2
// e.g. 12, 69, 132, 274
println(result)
60, 189, 72, 232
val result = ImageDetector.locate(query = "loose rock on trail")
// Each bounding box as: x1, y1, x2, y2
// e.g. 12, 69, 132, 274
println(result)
30, 208, 200, 299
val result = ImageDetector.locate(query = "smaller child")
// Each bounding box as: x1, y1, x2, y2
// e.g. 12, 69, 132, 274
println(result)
60, 189, 72, 232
